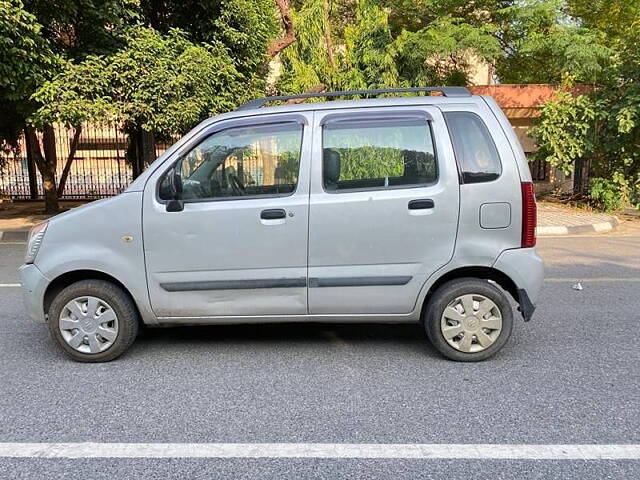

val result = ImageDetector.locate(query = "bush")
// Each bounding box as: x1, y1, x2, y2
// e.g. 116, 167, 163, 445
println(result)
588, 174, 629, 212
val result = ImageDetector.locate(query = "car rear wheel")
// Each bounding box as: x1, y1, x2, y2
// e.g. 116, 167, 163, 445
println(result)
48, 280, 139, 362
424, 278, 513, 361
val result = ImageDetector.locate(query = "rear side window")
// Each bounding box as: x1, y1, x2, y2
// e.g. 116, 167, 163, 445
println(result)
322, 117, 437, 192
444, 112, 502, 183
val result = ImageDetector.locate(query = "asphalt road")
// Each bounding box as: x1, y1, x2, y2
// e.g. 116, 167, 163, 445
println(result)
0, 224, 639, 479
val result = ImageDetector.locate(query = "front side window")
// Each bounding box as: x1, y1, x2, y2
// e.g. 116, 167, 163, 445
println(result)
322, 117, 437, 191
160, 122, 303, 201
444, 112, 502, 183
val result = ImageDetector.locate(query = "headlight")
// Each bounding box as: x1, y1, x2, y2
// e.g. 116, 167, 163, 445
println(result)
25, 221, 48, 264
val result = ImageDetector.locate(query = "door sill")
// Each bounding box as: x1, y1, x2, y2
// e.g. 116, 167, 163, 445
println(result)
154, 313, 419, 326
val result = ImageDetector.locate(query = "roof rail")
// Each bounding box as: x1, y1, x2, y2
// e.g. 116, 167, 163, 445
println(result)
237, 86, 471, 110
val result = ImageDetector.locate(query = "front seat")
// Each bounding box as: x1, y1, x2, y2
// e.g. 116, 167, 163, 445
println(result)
323, 148, 341, 190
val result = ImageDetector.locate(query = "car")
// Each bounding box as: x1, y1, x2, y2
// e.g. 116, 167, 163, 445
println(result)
19, 86, 544, 363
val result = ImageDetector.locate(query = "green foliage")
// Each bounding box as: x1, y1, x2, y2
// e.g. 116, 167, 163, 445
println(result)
495, 0, 613, 84
377, 0, 509, 33
0, 0, 139, 153
338, 3, 400, 89
588, 175, 629, 212
394, 17, 501, 86
339, 146, 404, 180
23, 0, 138, 60
279, 0, 502, 93
278, 0, 334, 94
0, 0, 58, 150
140, 0, 277, 79
531, 1, 640, 209
0, 0, 58, 101
530, 91, 596, 175
31, 27, 246, 136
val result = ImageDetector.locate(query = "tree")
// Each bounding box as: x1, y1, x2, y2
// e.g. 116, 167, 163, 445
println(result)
0, 0, 59, 208
531, 1, 640, 210
0, 0, 137, 212
493, 0, 612, 84
277, 0, 502, 94
32, 28, 246, 159
140, 0, 277, 84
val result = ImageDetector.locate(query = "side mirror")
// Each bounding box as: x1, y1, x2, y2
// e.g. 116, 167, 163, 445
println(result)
166, 199, 184, 212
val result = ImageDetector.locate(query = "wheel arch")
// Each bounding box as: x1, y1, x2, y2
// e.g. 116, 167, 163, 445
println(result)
421, 266, 520, 319
43, 270, 143, 324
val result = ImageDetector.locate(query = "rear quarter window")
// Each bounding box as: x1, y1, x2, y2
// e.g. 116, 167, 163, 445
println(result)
444, 112, 502, 183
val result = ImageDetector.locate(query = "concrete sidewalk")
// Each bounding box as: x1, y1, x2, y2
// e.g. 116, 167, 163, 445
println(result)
0, 200, 622, 241
536, 202, 618, 236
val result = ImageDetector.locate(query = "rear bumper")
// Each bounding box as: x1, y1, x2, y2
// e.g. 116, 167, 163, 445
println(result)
18, 264, 49, 323
493, 248, 544, 319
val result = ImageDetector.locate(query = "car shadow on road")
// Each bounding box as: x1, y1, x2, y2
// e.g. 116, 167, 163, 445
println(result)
133, 322, 442, 358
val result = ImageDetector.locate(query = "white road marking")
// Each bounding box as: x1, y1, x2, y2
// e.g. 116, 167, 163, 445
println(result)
546, 277, 640, 283
0, 443, 638, 460
0, 283, 21, 287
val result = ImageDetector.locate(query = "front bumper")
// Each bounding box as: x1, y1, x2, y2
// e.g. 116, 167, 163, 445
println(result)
18, 264, 49, 323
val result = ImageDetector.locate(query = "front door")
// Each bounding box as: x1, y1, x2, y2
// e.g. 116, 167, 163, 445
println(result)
308, 107, 460, 314
143, 114, 312, 319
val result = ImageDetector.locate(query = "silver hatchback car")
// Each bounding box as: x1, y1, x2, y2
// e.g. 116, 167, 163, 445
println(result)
19, 87, 543, 362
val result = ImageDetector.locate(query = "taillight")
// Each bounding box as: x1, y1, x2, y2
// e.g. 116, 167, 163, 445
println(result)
521, 182, 537, 248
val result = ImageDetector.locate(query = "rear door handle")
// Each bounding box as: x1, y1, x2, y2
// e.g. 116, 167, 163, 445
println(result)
260, 208, 286, 220
408, 199, 434, 210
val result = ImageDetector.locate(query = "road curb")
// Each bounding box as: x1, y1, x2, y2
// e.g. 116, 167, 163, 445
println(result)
0, 229, 30, 242
537, 217, 618, 236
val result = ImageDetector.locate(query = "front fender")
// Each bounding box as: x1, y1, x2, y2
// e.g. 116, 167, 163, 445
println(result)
33, 192, 157, 325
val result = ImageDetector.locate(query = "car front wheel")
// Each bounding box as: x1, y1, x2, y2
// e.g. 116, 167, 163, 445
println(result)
48, 280, 139, 362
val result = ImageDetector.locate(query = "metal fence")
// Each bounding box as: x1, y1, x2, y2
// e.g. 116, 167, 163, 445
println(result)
528, 156, 549, 182
0, 124, 175, 199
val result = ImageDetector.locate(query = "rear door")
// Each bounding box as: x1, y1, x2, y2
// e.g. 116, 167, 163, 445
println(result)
142, 113, 312, 319
307, 106, 459, 314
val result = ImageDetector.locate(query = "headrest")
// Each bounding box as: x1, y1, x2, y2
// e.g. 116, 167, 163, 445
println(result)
323, 148, 341, 186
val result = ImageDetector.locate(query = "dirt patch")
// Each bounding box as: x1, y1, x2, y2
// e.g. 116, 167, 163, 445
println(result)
0, 200, 93, 230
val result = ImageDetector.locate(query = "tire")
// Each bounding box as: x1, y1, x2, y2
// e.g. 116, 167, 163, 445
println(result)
424, 277, 513, 362
48, 280, 139, 362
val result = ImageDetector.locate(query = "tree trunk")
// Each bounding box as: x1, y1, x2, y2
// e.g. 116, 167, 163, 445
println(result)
25, 126, 59, 214
284, 84, 327, 104
57, 126, 83, 197
24, 127, 38, 200
41, 169, 59, 214
573, 157, 584, 194
141, 130, 156, 167
323, 0, 335, 69
268, 0, 296, 58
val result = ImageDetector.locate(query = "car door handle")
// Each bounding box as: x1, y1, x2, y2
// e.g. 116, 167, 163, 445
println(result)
408, 199, 434, 210
260, 208, 286, 220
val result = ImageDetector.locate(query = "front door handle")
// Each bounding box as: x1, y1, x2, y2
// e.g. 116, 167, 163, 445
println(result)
408, 199, 434, 210
260, 208, 286, 220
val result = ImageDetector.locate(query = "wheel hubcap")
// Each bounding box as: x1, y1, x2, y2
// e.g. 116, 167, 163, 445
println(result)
440, 293, 502, 353
58, 296, 119, 354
